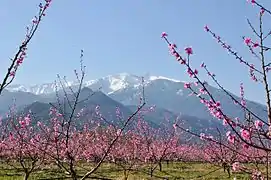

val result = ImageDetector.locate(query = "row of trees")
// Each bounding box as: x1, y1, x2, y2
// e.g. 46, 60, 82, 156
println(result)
0, 107, 269, 179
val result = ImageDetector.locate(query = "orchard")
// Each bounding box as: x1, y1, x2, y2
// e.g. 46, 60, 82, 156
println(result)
1, 0, 271, 179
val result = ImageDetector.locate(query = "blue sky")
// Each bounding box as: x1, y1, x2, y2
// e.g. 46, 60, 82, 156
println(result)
0, 0, 271, 104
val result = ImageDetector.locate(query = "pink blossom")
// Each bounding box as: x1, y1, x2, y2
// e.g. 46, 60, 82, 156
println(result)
200, 133, 205, 140
180, 59, 186, 64
169, 44, 177, 49
184, 47, 193, 55
194, 69, 198, 75
226, 131, 231, 137
32, 16, 38, 24
204, 25, 209, 32
232, 162, 240, 171
161, 32, 168, 38
24, 116, 31, 126
255, 120, 263, 129
240, 83, 246, 107
116, 129, 122, 136
226, 131, 235, 144
244, 37, 251, 45
241, 129, 251, 141
247, 0, 256, 4
260, 8, 265, 15
187, 68, 194, 77
37, 121, 42, 126
228, 135, 235, 144
9, 71, 15, 77
194, 82, 199, 86
253, 42, 259, 48
184, 83, 191, 89
19, 120, 26, 128
199, 88, 206, 94
243, 143, 249, 149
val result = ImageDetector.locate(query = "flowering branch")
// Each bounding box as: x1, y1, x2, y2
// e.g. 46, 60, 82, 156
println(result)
0, 0, 52, 95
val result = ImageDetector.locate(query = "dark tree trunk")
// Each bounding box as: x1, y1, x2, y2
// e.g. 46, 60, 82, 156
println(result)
159, 161, 162, 171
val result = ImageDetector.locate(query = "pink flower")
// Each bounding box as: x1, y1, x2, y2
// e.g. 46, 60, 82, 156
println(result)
244, 37, 251, 45
161, 32, 168, 38
255, 120, 263, 129
199, 88, 206, 94
185, 47, 193, 55
204, 25, 209, 32
24, 116, 31, 126
169, 44, 177, 49
116, 129, 122, 136
226, 131, 231, 136
232, 162, 240, 171
9, 71, 15, 77
180, 59, 186, 64
184, 83, 191, 89
228, 135, 235, 144
194, 69, 198, 75
32, 16, 38, 24
37, 121, 42, 126
200, 133, 205, 140
223, 119, 228, 126
253, 42, 259, 48
19, 120, 26, 128
187, 68, 194, 77
260, 8, 265, 15
247, 0, 255, 4
16, 57, 24, 65
243, 143, 249, 149
226, 131, 235, 144
241, 129, 251, 140
266, 67, 271, 73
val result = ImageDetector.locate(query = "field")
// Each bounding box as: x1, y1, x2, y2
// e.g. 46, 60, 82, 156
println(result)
0, 162, 250, 180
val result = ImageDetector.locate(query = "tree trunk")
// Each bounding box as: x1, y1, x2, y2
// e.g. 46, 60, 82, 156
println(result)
123, 170, 128, 180
226, 167, 231, 178
159, 161, 162, 171
24, 172, 30, 180
71, 172, 77, 180
150, 168, 154, 177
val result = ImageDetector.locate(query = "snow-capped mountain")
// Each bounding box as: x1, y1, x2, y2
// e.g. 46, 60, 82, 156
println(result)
6, 73, 183, 95
3, 73, 267, 122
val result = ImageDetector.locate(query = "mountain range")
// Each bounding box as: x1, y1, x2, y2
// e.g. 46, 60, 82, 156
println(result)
0, 73, 267, 132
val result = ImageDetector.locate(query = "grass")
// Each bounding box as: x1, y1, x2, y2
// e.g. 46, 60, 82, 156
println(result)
0, 162, 251, 180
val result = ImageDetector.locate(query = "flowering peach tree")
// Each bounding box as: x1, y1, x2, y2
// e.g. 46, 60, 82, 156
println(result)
162, 0, 271, 179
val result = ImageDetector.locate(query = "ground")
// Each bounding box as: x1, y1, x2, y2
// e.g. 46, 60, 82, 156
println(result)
0, 162, 250, 179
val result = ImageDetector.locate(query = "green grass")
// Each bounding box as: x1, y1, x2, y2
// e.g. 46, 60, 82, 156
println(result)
0, 162, 251, 180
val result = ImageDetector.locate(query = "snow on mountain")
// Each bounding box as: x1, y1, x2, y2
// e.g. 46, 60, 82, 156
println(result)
148, 76, 181, 83
6, 73, 183, 95
7, 82, 71, 95
3, 73, 267, 123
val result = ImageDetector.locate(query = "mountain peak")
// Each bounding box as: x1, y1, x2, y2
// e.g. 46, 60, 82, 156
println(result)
6, 73, 183, 95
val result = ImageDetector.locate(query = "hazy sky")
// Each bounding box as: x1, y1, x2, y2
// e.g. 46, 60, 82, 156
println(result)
0, 0, 271, 104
